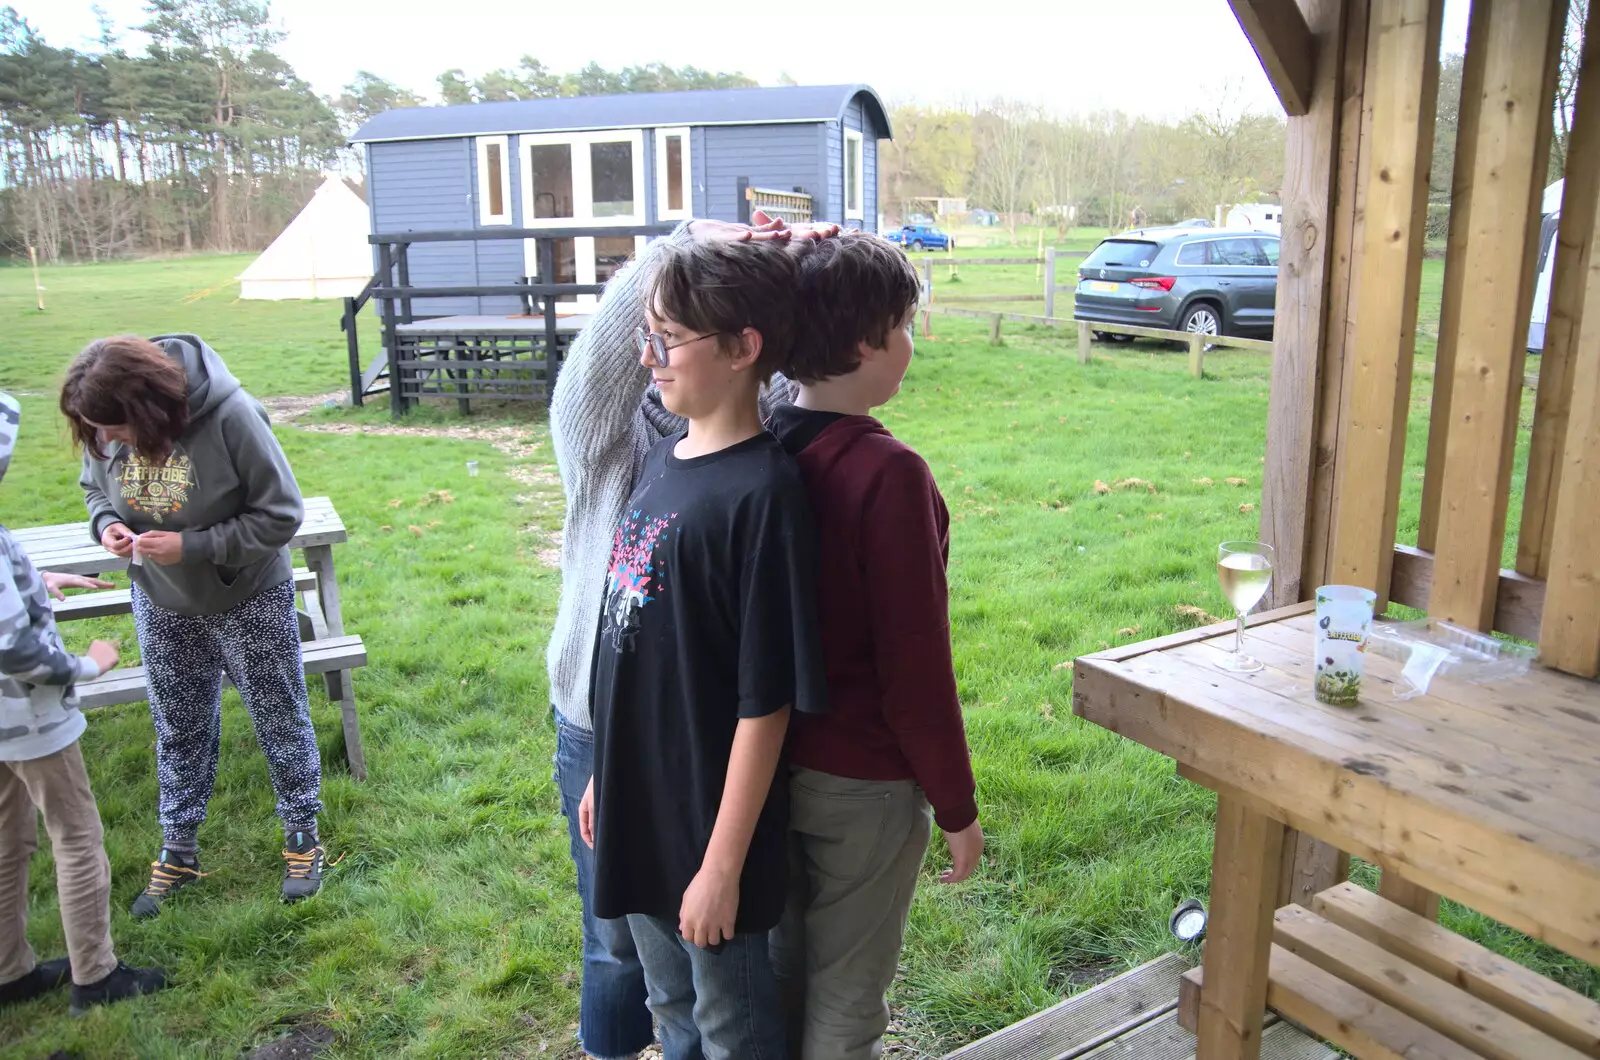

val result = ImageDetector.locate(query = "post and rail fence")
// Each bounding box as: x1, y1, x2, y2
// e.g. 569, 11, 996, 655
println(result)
913, 244, 1272, 376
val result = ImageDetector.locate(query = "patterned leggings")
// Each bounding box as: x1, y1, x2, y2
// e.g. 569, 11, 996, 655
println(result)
131, 579, 322, 851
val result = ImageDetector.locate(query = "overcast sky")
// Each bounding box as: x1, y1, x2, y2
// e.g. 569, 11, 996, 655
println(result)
26, 0, 1472, 121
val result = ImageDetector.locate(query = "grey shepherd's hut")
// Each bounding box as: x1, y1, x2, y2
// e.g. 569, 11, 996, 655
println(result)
348, 84, 892, 319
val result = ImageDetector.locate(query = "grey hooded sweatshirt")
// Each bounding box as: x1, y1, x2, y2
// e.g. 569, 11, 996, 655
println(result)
0, 393, 99, 762
78, 335, 304, 617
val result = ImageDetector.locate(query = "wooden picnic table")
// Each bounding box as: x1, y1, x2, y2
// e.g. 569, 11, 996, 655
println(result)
1073, 603, 1600, 1060
17, 496, 368, 779
19, 495, 348, 638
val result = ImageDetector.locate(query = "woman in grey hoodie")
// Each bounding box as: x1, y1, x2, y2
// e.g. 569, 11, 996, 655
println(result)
61, 335, 324, 917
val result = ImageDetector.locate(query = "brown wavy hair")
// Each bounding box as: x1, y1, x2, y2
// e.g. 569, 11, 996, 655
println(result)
646, 239, 798, 383
60, 336, 190, 462
781, 232, 921, 384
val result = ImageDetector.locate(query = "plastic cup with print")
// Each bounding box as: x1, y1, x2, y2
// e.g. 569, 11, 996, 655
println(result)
1314, 585, 1377, 706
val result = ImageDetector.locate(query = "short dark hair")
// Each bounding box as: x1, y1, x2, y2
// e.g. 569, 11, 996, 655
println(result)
782, 232, 921, 384
647, 239, 798, 383
60, 336, 189, 462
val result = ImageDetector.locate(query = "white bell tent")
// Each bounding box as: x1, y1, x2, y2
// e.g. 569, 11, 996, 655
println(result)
238, 176, 372, 300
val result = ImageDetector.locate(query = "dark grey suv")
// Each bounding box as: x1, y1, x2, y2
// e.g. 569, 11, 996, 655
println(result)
1072, 229, 1280, 341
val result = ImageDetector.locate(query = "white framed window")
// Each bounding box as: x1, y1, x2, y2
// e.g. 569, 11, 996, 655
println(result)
519, 130, 647, 306
476, 135, 512, 226
519, 130, 646, 230
655, 127, 692, 221
844, 129, 864, 221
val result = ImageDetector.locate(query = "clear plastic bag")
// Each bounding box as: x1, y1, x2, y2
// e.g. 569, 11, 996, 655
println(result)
1366, 618, 1536, 698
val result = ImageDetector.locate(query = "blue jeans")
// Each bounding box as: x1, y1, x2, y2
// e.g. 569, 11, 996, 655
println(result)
555, 712, 654, 1059
627, 913, 787, 1060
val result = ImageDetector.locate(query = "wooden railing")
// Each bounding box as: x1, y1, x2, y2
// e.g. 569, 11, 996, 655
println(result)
356, 225, 674, 416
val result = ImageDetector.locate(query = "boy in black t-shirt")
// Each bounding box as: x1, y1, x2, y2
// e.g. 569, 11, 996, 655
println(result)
579, 238, 826, 1059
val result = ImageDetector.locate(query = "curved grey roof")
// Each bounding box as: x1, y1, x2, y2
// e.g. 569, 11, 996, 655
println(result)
350, 84, 891, 143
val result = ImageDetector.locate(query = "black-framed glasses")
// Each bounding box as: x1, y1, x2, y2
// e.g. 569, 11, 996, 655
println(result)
635, 327, 729, 367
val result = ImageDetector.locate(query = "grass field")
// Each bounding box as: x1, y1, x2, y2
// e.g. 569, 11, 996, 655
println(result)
0, 253, 1593, 1059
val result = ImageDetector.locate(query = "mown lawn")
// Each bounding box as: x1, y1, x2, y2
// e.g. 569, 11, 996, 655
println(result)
0, 254, 1592, 1059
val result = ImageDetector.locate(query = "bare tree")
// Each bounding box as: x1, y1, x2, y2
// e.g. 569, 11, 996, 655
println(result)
1036, 117, 1090, 241
973, 101, 1038, 244
1554, 0, 1590, 175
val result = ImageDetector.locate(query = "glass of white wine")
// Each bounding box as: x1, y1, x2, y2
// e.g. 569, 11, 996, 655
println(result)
1216, 541, 1274, 673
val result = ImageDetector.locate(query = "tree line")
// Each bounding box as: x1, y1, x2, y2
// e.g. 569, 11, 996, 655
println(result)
0, 0, 757, 262
888, 0, 1586, 245
881, 99, 1288, 242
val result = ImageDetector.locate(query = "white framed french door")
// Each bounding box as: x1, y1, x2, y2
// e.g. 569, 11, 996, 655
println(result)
520, 130, 647, 306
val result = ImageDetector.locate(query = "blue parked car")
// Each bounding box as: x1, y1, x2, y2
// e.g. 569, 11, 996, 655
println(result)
884, 223, 953, 252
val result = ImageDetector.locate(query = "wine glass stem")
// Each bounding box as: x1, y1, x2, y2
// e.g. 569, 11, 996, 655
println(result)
1234, 610, 1246, 656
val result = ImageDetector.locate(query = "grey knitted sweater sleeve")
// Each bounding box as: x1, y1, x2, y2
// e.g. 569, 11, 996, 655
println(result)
546, 226, 689, 731
545, 225, 797, 731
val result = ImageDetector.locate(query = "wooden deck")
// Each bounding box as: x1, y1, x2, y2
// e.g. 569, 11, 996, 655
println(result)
942, 954, 1337, 1060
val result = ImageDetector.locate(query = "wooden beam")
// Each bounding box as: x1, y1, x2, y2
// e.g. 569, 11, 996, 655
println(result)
1307, 0, 1375, 595
1196, 795, 1287, 1060
1541, 170, 1600, 675
1417, 0, 1491, 553
1230, 0, 1319, 117
1262, 0, 1348, 608
1279, 828, 1350, 908
1521, 1, 1600, 579
1428, 0, 1568, 631
1387, 543, 1547, 641
1326, 0, 1443, 605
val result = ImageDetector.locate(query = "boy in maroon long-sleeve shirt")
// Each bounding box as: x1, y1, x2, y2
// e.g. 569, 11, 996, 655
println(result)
767, 232, 983, 1060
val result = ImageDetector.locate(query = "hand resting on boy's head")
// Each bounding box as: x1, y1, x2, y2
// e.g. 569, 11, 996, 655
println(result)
688, 211, 840, 247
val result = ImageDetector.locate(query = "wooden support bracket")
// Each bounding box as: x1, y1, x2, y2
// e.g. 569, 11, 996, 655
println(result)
1230, 0, 1318, 116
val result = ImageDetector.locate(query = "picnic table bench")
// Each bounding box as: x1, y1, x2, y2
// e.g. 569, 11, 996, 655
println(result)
20, 496, 368, 780
1074, 604, 1600, 1060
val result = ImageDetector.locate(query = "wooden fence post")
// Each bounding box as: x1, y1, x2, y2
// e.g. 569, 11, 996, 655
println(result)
920, 260, 934, 338
1044, 248, 1057, 319
1077, 320, 1092, 364
28, 246, 43, 311
989, 313, 1003, 345
1189, 332, 1205, 378
343, 297, 363, 407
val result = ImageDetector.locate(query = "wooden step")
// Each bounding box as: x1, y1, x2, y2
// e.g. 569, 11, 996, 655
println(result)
1274, 903, 1585, 1060
78, 635, 366, 710
1312, 881, 1600, 1058
1182, 947, 1485, 1060
1181, 884, 1598, 1060
53, 568, 319, 621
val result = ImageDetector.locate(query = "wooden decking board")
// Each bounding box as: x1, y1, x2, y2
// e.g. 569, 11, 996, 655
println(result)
940, 954, 1337, 1060
1079, 1012, 1337, 1060
942, 954, 1188, 1060
1077, 1010, 1199, 1059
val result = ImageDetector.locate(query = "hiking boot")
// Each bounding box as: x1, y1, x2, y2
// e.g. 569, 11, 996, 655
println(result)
0, 957, 70, 1007
68, 961, 169, 1016
281, 831, 327, 903
129, 848, 203, 919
